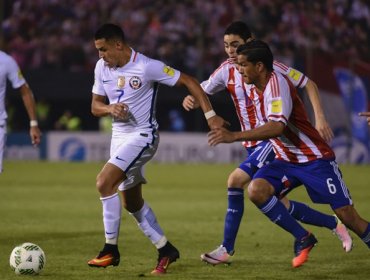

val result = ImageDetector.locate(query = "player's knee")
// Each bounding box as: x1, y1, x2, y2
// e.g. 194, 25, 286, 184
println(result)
96, 173, 110, 195
247, 179, 272, 205
227, 171, 250, 189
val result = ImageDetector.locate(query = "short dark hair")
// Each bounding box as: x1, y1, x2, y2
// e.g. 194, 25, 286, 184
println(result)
236, 40, 273, 71
224, 21, 252, 41
94, 23, 125, 42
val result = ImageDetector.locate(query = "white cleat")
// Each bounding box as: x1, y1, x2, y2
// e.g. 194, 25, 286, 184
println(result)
200, 245, 233, 265
333, 215, 353, 253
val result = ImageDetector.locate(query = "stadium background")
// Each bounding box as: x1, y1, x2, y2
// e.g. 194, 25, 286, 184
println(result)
1, 0, 370, 163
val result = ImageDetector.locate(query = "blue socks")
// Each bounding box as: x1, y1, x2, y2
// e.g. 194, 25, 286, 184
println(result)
259, 196, 308, 240
222, 188, 244, 253
360, 223, 370, 248
288, 200, 337, 229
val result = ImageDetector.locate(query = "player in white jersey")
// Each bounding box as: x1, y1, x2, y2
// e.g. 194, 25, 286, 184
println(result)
208, 39, 370, 268
0, 51, 41, 173
87, 23, 227, 275
182, 21, 349, 265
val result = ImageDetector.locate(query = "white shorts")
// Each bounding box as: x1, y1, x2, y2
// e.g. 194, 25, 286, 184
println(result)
0, 124, 6, 174
108, 130, 159, 191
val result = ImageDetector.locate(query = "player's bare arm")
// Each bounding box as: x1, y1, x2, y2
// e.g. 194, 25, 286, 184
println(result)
91, 94, 128, 120
208, 121, 285, 146
176, 72, 229, 129
182, 95, 200, 111
304, 79, 334, 142
19, 83, 41, 146
359, 112, 370, 125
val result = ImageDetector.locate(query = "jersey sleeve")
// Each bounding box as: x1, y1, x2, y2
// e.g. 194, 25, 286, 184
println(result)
267, 75, 292, 125
200, 65, 227, 95
92, 60, 106, 96
273, 61, 308, 88
145, 59, 181, 86
6, 56, 26, 89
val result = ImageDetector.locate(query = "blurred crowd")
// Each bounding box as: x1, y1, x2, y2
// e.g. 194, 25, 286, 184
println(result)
2, 0, 370, 78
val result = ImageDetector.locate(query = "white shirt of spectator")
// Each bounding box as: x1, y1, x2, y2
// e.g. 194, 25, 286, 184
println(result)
0, 51, 26, 125
92, 49, 181, 135
200, 59, 308, 148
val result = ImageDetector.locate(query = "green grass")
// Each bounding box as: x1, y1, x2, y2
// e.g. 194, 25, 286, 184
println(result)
0, 161, 369, 280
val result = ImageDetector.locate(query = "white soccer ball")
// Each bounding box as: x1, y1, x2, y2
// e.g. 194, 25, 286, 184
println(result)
9, 242, 46, 275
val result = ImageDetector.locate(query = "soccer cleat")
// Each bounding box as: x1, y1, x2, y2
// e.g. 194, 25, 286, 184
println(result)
333, 215, 353, 253
200, 245, 234, 265
88, 244, 120, 268
151, 242, 180, 275
292, 233, 318, 268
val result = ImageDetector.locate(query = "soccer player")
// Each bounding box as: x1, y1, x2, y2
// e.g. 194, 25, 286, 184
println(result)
359, 112, 370, 125
182, 21, 350, 265
208, 39, 370, 268
87, 23, 227, 275
0, 50, 41, 173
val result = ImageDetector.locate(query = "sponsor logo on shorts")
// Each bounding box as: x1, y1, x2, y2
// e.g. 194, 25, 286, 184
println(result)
115, 156, 126, 162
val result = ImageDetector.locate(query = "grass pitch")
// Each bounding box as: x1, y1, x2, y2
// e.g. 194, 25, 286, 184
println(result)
0, 161, 369, 280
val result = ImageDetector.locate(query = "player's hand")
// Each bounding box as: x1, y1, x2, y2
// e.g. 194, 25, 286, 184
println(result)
182, 95, 200, 111
110, 103, 129, 120
315, 118, 334, 143
207, 115, 230, 130
30, 127, 41, 147
208, 127, 235, 146
359, 112, 370, 125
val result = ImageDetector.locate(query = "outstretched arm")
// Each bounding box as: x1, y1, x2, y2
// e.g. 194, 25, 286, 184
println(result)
19, 83, 41, 146
208, 121, 285, 146
304, 79, 334, 142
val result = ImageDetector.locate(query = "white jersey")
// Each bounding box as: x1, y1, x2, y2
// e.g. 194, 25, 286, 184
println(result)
92, 49, 181, 135
201, 59, 308, 148
0, 51, 26, 125
247, 71, 334, 163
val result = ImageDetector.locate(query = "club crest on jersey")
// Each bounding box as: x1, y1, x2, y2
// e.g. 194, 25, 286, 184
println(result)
163, 65, 175, 77
129, 76, 142, 89
117, 76, 125, 88
129, 76, 141, 89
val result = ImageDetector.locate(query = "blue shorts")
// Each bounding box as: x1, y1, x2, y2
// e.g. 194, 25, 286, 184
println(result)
253, 158, 353, 210
238, 141, 276, 178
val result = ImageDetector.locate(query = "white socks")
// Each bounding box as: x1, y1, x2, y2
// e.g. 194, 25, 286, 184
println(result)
130, 202, 167, 249
101, 195, 167, 249
101, 193, 122, 245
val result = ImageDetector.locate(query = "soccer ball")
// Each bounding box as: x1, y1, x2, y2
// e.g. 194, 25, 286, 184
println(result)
9, 242, 46, 275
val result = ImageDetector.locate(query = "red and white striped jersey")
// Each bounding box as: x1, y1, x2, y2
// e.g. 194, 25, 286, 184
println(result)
247, 71, 334, 163
201, 59, 308, 148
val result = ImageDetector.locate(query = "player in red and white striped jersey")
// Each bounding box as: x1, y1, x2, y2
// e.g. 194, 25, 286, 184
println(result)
208, 40, 370, 267
245, 70, 335, 163
183, 21, 348, 266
